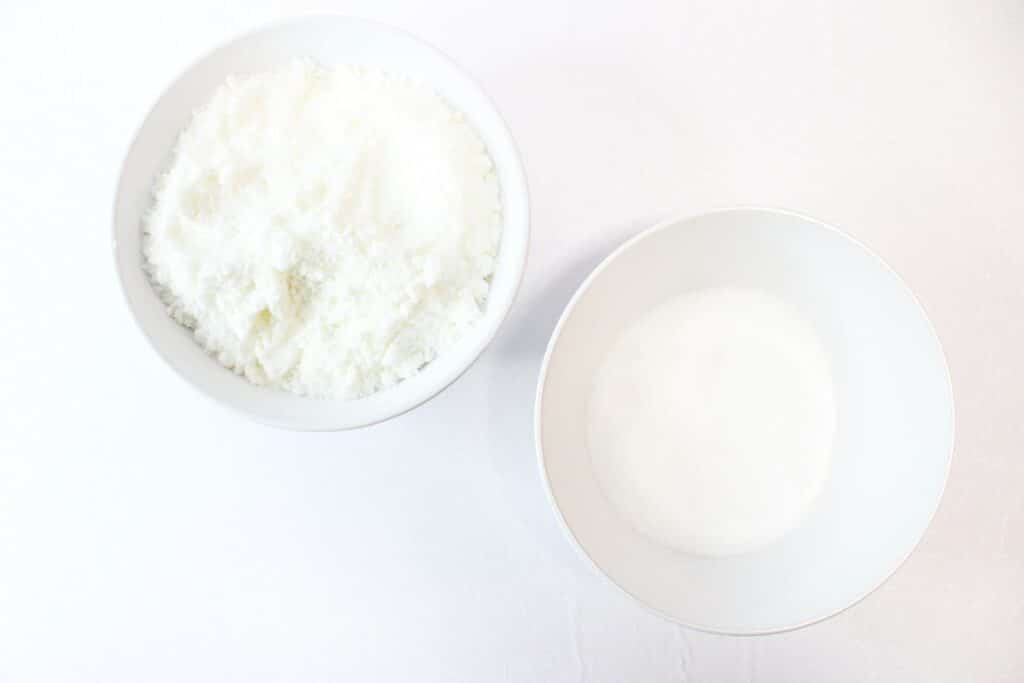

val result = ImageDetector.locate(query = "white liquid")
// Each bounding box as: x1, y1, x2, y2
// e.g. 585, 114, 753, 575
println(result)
587, 288, 836, 556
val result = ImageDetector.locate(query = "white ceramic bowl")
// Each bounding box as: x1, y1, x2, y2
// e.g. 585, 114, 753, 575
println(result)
536, 208, 954, 634
113, 16, 529, 430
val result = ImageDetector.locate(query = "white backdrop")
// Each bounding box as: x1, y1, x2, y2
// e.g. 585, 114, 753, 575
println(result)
1, 1, 1021, 681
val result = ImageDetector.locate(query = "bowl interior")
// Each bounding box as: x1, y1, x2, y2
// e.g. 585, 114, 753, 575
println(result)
113, 16, 528, 430
537, 208, 953, 634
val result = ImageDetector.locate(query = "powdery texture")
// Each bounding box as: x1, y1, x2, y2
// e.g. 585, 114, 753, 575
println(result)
587, 288, 836, 556
143, 61, 502, 398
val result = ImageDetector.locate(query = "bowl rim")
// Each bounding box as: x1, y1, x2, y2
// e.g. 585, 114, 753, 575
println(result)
111, 14, 530, 431
533, 205, 955, 635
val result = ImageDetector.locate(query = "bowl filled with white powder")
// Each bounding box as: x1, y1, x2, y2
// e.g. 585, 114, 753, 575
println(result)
536, 208, 953, 634
113, 17, 528, 429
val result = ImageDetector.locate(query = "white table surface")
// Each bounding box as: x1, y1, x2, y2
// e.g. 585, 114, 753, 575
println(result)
1, 1, 1021, 680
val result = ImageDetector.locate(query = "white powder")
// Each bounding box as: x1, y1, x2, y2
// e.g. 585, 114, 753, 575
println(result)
143, 60, 501, 399
587, 288, 836, 556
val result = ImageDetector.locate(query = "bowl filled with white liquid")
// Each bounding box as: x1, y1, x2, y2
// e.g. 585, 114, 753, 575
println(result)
535, 207, 954, 634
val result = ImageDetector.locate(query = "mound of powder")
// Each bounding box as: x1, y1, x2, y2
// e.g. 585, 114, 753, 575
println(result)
587, 288, 836, 556
143, 60, 502, 398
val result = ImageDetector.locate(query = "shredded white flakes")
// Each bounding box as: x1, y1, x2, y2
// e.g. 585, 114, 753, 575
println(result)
143, 60, 502, 398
